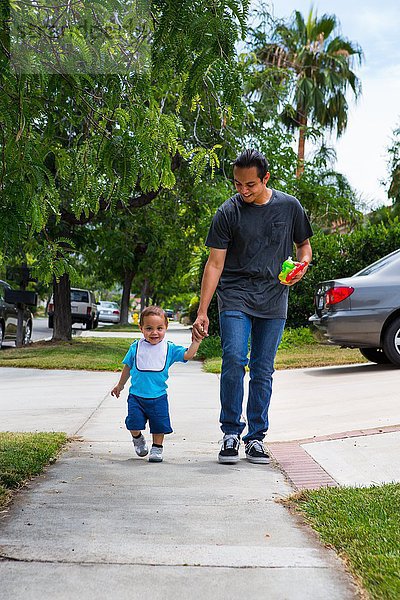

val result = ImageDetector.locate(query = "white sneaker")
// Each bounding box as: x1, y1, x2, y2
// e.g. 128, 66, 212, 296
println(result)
149, 446, 163, 462
132, 434, 148, 457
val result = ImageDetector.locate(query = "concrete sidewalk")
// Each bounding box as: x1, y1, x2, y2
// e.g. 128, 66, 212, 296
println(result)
0, 361, 358, 600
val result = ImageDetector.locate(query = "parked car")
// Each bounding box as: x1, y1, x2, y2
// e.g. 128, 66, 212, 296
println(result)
0, 280, 33, 348
48, 288, 99, 330
309, 249, 400, 366
164, 309, 175, 320
97, 301, 120, 324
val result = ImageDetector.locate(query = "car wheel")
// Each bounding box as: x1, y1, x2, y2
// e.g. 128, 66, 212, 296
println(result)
48, 315, 54, 328
0, 323, 4, 349
382, 318, 400, 367
359, 347, 391, 364
93, 317, 99, 330
23, 321, 32, 345
86, 318, 93, 330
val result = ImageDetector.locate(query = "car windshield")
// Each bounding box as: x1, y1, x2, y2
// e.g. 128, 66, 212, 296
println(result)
71, 290, 89, 302
353, 250, 400, 277
101, 302, 118, 309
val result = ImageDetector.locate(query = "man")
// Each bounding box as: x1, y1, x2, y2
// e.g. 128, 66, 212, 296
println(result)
193, 149, 313, 464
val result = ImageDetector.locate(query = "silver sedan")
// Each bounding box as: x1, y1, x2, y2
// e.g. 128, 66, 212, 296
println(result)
309, 249, 400, 366
97, 301, 121, 324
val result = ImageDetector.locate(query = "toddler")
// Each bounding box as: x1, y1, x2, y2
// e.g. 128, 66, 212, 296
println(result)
111, 306, 201, 462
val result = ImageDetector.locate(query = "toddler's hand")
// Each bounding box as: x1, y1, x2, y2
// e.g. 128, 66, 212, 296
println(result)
111, 384, 123, 398
192, 328, 203, 343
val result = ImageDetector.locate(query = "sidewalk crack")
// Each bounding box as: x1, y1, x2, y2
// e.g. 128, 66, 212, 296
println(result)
73, 390, 111, 436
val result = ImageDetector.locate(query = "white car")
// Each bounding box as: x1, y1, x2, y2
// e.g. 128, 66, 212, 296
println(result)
97, 301, 121, 324
48, 288, 99, 330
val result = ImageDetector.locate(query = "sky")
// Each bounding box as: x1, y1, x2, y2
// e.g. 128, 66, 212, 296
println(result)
250, 0, 400, 209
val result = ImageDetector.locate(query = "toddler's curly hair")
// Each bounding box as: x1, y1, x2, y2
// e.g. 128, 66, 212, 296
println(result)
139, 306, 168, 326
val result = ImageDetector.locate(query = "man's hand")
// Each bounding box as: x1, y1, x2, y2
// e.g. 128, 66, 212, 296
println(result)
192, 313, 209, 339
280, 262, 308, 286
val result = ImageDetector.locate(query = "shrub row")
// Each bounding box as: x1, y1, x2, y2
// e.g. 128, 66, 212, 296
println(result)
196, 327, 315, 360
188, 221, 400, 331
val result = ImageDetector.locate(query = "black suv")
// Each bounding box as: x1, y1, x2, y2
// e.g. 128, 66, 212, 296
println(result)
0, 280, 33, 348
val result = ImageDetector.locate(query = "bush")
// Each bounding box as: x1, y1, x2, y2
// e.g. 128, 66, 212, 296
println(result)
207, 294, 220, 336
279, 327, 315, 349
196, 327, 315, 360
187, 296, 199, 324
197, 334, 222, 359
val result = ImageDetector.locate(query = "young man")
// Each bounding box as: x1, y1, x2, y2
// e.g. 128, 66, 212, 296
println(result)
193, 149, 313, 464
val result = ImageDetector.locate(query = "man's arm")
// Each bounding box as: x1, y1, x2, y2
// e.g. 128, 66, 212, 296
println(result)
296, 238, 312, 262
193, 248, 227, 337
287, 239, 312, 286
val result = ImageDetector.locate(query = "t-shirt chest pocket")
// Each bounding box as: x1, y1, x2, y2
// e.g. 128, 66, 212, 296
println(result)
270, 221, 287, 245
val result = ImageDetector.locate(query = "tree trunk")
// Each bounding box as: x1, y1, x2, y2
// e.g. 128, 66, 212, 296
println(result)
140, 278, 150, 313
52, 273, 72, 341
296, 111, 307, 178
120, 269, 135, 325
15, 276, 27, 348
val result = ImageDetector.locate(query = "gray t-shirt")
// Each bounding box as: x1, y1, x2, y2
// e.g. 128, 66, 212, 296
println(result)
205, 190, 313, 318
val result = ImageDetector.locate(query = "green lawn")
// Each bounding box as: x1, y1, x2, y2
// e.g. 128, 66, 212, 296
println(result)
0, 337, 138, 371
292, 484, 400, 600
0, 432, 67, 509
203, 345, 367, 373
0, 337, 368, 372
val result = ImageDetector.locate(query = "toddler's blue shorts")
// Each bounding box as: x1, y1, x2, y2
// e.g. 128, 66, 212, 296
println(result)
125, 393, 173, 434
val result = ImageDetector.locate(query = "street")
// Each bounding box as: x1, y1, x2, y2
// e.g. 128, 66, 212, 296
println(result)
1, 317, 94, 348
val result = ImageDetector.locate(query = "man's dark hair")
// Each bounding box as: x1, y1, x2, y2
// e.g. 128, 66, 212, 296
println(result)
232, 149, 269, 180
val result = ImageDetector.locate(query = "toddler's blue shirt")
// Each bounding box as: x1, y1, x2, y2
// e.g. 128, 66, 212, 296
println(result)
123, 339, 187, 398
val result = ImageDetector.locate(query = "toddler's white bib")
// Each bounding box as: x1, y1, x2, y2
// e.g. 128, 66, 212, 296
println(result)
135, 338, 168, 372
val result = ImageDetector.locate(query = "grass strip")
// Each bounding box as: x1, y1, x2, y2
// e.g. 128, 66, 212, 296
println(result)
291, 484, 400, 600
0, 432, 67, 509
0, 337, 367, 372
203, 345, 367, 373
0, 337, 138, 371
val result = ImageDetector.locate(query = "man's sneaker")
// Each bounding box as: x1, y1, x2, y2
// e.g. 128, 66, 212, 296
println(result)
132, 434, 148, 457
149, 446, 163, 463
218, 434, 240, 464
245, 440, 270, 464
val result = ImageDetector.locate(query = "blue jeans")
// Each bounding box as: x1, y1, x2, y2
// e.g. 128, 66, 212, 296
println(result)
219, 310, 285, 443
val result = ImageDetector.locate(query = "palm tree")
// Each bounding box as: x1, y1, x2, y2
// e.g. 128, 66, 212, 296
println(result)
258, 9, 363, 177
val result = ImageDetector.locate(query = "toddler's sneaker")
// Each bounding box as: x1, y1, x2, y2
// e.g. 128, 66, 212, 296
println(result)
218, 434, 240, 464
149, 445, 163, 462
245, 440, 270, 464
132, 434, 148, 457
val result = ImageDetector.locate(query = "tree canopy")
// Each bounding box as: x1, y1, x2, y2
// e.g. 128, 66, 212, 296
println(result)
255, 8, 363, 176
0, 0, 250, 268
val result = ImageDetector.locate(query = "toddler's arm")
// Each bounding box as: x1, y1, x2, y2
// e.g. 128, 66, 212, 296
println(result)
111, 364, 131, 398
184, 338, 201, 361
